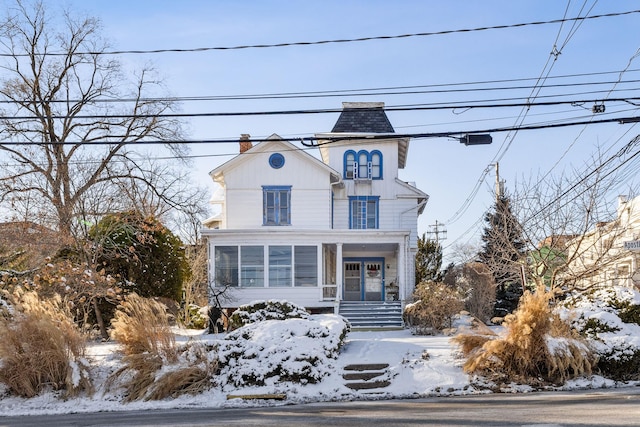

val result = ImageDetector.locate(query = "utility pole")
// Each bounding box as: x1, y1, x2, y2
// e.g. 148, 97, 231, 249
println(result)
426, 220, 447, 244
495, 162, 505, 203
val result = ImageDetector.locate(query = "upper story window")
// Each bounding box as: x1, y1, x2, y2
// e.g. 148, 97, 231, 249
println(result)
349, 196, 379, 229
263, 185, 291, 226
343, 150, 383, 180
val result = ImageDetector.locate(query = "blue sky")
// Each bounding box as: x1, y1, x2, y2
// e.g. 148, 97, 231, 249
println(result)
51, 1, 640, 260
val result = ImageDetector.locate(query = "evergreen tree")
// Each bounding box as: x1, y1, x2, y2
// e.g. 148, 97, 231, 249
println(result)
478, 196, 526, 317
415, 234, 443, 284
89, 211, 190, 301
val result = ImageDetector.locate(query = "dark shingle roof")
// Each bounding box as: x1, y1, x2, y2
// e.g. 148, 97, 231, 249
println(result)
331, 102, 394, 133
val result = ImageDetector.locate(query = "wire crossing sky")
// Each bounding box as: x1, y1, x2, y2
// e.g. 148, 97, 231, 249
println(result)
1, 0, 640, 262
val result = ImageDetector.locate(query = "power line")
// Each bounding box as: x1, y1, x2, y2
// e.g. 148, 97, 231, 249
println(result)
444, 2, 594, 227
3, 97, 640, 120
2, 114, 638, 146
3, 73, 640, 104
3, 9, 637, 57
523, 133, 640, 223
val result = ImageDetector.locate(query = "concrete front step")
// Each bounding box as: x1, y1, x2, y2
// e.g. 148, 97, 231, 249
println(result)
342, 363, 391, 391
339, 301, 403, 328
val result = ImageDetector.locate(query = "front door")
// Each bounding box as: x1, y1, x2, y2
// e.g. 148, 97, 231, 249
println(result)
343, 262, 361, 301
343, 259, 384, 301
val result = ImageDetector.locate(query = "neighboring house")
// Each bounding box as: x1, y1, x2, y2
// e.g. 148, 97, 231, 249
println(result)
202, 102, 428, 323
563, 195, 640, 290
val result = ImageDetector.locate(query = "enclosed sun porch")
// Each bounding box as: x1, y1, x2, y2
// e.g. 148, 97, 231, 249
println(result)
203, 229, 415, 313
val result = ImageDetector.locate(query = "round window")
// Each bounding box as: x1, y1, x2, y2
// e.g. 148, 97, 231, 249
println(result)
269, 153, 285, 169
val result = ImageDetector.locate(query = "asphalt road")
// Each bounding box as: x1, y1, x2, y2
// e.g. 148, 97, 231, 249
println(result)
1, 387, 639, 427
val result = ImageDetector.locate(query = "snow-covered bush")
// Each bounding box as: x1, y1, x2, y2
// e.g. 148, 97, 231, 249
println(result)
228, 299, 309, 330
217, 314, 349, 388
560, 286, 640, 381
180, 303, 208, 329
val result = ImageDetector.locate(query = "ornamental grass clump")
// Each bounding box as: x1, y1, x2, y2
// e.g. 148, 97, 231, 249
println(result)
0, 289, 92, 398
453, 286, 595, 386
110, 293, 176, 360
108, 294, 217, 401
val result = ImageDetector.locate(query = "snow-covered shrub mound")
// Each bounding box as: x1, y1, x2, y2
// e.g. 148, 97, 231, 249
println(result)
560, 286, 640, 381
228, 299, 309, 329
218, 314, 349, 388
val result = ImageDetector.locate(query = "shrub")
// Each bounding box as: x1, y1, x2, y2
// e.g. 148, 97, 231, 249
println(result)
22, 260, 123, 339
561, 286, 640, 381
404, 281, 465, 334
0, 290, 92, 398
218, 314, 349, 388
89, 211, 190, 302
179, 303, 208, 329
228, 299, 309, 330
453, 287, 595, 386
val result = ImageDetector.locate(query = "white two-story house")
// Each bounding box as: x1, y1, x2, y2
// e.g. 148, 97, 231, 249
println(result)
202, 102, 428, 324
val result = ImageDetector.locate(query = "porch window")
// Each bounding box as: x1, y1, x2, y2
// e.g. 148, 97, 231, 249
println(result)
214, 246, 238, 287
294, 246, 317, 287
240, 245, 264, 287
269, 245, 292, 287
349, 196, 379, 229
263, 186, 291, 226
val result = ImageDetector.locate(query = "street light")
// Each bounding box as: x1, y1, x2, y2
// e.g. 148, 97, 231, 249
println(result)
459, 134, 492, 145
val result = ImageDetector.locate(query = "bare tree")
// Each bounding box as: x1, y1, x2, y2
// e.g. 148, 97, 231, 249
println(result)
0, 0, 202, 244
512, 135, 640, 294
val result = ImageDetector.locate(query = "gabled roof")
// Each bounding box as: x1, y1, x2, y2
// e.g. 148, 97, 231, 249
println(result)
395, 178, 429, 215
331, 102, 395, 133
209, 134, 342, 186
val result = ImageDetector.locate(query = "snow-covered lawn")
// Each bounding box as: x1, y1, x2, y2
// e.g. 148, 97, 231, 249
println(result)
0, 316, 629, 417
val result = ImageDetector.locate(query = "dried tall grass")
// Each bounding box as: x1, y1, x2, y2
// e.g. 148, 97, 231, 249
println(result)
145, 343, 217, 401
107, 343, 217, 402
107, 294, 216, 401
452, 287, 596, 386
0, 290, 92, 398
110, 293, 176, 361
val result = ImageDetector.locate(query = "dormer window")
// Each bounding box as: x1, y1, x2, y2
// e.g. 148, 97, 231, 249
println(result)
343, 149, 383, 180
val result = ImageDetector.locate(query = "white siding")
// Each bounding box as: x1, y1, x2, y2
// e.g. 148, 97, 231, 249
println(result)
219, 145, 333, 230
218, 287, 326, 308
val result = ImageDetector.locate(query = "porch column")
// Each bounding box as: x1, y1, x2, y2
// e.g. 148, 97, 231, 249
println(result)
336, 243, 343, 302
397, 238, 406, 301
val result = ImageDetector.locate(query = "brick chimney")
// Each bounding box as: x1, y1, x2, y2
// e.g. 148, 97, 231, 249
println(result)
239, 134, 252, 153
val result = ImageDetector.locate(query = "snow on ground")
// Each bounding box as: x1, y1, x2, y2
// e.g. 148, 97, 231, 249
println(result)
0, 318, 632, 417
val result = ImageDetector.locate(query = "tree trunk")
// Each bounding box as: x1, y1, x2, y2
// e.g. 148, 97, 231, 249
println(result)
93, 298, 109, 340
